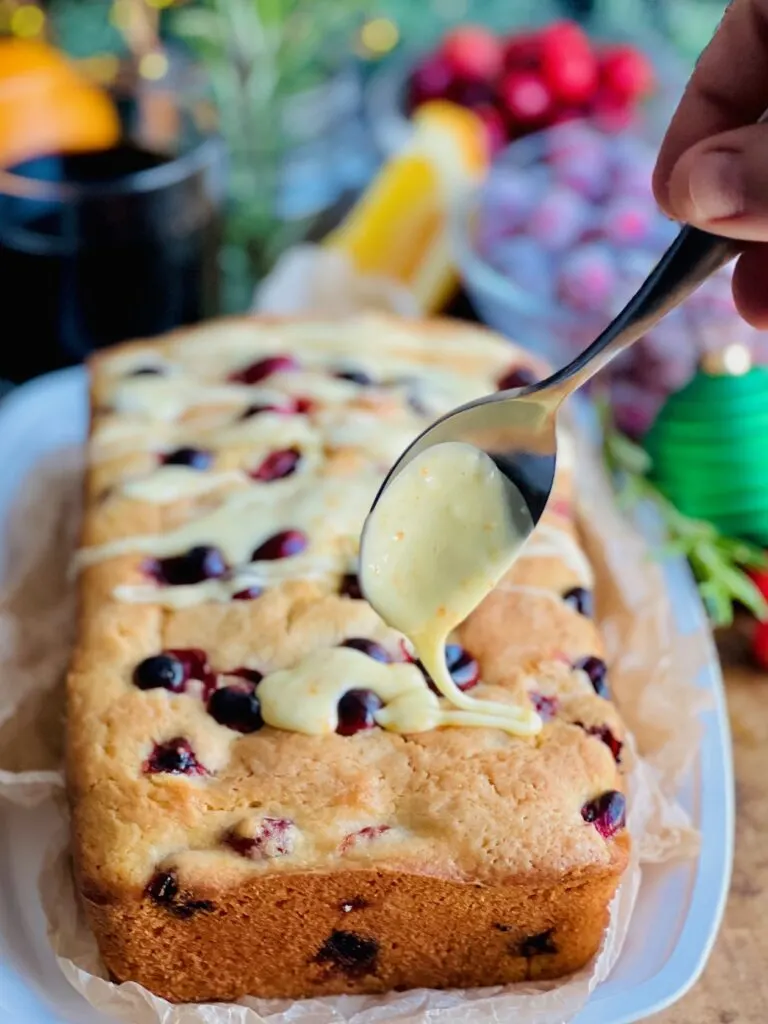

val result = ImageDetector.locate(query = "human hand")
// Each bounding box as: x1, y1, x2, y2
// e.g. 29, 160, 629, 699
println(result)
652, 0, 768, 326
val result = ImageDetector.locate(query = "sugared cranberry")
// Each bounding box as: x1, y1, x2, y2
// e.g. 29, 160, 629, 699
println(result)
229, 354, 299, 385
519, 928, 558, 956
130, 366, 163, 376
146, 545, 228, 586
339, 824, 391, 854
144, 738, 207, 775
497, 365, 539, 391
161, 446, 213, 470
250, 446, 301, 482
315, 930, 379, 975
581, 790, 626, 838
578, 722, 623, 763
341, 638, 391, 663
416, 643, 480, 694
339, 573, 363, 599
530, 692, 559, 721
146, 870, 214, 918
573, 655, 609, 698
165, 647, 216, 697
231, 584, 263, 601
227, 817, 295, 859
208, 684, 263, 733
563, 586, 593, 617
251, 529, 307, 561
133, 654, 185, 692
336, 689, 383, 736
335, 368, 373, 386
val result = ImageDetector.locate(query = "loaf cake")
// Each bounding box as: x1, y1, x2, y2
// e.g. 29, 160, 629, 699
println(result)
66, 314, 630, 1004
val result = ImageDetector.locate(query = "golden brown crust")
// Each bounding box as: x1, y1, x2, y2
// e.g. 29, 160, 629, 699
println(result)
66, 314, 629, 1002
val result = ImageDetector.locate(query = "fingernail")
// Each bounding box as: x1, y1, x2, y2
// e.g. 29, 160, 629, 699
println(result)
687, 150, 745, 221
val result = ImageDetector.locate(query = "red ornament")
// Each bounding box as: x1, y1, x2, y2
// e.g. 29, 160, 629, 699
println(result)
441, 26, 503, 83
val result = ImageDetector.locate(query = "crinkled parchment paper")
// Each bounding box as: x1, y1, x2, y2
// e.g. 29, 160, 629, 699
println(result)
0, 374, 705, 1024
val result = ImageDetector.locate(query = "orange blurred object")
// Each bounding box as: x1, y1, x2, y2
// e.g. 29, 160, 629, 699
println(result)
325, 101, 488, 313
0, 39, 120, 169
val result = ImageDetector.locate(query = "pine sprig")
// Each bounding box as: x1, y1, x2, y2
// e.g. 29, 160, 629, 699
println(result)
601, 407, 768, 628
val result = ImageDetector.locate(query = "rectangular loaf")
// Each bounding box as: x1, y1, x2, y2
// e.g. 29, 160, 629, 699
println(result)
66, 314, 629, 1003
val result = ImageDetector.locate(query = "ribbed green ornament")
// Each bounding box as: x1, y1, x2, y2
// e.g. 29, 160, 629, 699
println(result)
643, 345, 768, 546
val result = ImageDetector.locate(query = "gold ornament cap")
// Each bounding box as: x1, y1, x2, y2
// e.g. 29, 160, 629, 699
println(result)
700, 343, 753, 377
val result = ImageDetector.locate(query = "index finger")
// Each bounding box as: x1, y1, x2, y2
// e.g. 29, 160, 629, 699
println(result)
653, 0, 768, 213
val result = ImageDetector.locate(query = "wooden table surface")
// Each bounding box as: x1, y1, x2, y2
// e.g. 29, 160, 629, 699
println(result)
652, 624, 768, 1023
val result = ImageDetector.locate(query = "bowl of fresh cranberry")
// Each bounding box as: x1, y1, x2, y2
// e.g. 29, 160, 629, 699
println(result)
365, 19, 681, 161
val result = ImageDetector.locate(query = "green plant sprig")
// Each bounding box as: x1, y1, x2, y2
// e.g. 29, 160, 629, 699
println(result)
601, 408, 768, 628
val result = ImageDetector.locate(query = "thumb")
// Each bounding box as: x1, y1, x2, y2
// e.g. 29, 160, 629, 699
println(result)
662, 123, 768, 241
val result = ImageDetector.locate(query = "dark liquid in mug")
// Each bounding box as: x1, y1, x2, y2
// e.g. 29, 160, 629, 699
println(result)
0, 142, 222, 383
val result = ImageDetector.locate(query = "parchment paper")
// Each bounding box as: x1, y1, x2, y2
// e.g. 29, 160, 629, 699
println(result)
0, 360, 705, 1024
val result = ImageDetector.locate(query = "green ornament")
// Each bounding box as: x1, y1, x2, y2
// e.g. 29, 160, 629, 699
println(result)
643, 345, 768, 547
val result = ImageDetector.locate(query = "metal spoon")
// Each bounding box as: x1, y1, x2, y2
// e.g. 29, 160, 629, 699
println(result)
367, 224, 737, 528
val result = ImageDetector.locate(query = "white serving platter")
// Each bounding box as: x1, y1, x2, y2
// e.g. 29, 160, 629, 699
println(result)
0, 367, 733, 1024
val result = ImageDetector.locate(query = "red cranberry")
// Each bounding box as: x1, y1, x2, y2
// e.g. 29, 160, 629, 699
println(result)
334, 368, 373, 386
339, 824, 391, 854
581, 790, 626, 838
229, 354, 299, 385
133, 654, 185, 692
232, 585, 263, 600
540, 21, 597, 105
497, 365, 539, 391
339, 573, 363, 599
250, 446, 301, 482
293, 396, 315, 414
499, 70, 554, 127
146, 870, 214, 918
251, 529, 307, 561
563, 586, 593, 617
442, 26, 503, 83
577, 722, 623, 763
408, 53, 455, 110
315, 930, 379, 975
503, 34, 541, 71
227, 817, 295, 859
341, 638, 391, 663
208, 684, 263, 733
161, 446, 213, 470
144, 738, 207, 775
146, 545, 228, 586
415, 643, 480, 694
519, 928, 558, 956
530, 692, 558, 720
336, 689, 383, 736
573, 655, 609, 698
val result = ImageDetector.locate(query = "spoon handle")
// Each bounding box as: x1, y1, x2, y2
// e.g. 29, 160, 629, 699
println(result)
540, 224, 737, 400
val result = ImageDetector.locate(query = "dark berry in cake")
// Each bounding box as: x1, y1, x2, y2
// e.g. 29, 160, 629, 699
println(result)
251, 446, 301, 482
161, 446, 213, 470
208, 684, 264, 733
341, 638, 391, 663
146, 545, 228, 586
563, 586, 594, 617
578, 723, 623, 763
339, 824, 391, 853
339, 573, 363, 599
165, 647, 216, 697
573, 655, 609, 698
335, 368, 373, 386
336, 689, 383, 736
144, 738, 207, 775
315, 931, 379, 975
530, 692, 559, 720
518, 928, 558, 957
417, 643, 480, 694
497, 365, 539, 391
227, 817, 295, 859
581, 790, 626, 838
240, 402, 291, 419
229, 667, 264, 685
133, 653, 185, 692
230, 354, 299, 384
146, 870, 214, 918
252, 529, 307, 561
231, 584, 263, 601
